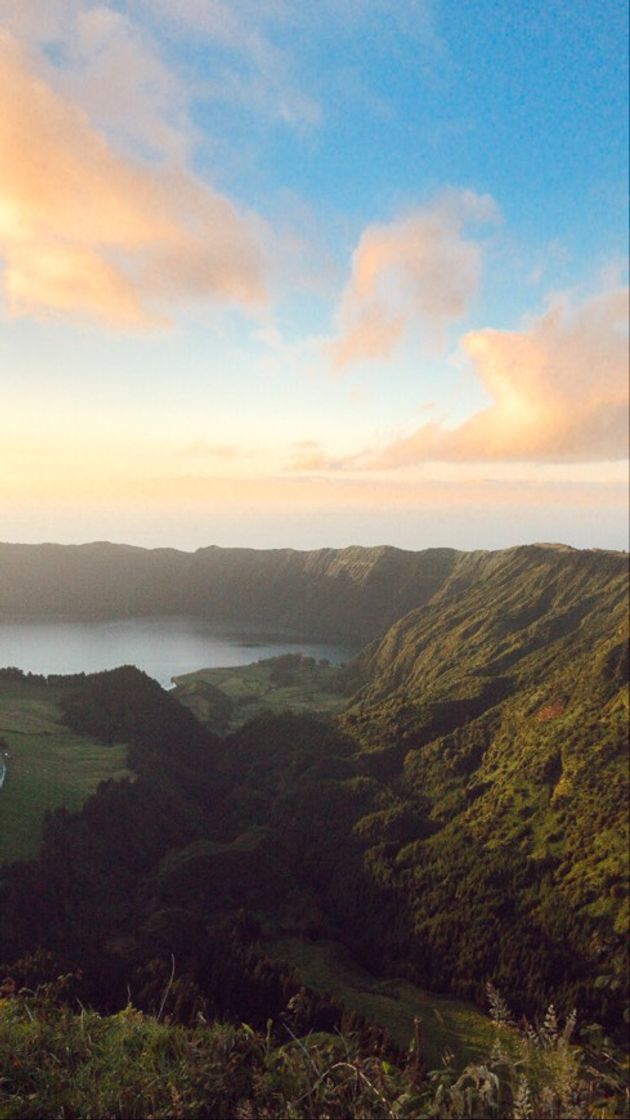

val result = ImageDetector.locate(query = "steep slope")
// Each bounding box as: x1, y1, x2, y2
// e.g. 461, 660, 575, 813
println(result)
334, 545, 629, 1018
345, 545, 627, 748
0, 541, 459, 642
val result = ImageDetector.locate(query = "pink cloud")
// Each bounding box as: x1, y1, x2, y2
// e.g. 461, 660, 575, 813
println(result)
0, 31, 265, 327
329, 189, 499, 367
372, 286, 629, 464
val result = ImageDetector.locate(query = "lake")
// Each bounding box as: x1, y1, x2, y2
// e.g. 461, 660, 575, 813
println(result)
0, 617, 356, 689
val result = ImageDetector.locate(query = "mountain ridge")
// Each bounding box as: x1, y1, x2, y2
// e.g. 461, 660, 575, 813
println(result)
0, 540, 625, 645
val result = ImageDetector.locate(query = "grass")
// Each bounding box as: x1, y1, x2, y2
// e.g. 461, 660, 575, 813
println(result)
265, 936, 498, 1069
2, 987, 625, 1119
173, 655, 348, 731
0, 680, 130, 863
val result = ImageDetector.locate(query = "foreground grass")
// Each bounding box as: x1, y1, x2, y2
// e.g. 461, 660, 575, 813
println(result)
0, 984, 627, 1119
0, 681, 130, 862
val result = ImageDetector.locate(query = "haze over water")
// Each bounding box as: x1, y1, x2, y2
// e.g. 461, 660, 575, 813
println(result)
0, 618, 355, 690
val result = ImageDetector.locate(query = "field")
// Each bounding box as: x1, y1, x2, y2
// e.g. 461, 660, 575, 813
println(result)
172, 654, 350, 731
0, 678, 130, 862
266, 936, 498, 1068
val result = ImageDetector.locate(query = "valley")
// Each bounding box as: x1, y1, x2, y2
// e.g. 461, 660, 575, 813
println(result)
0, 541, 627, 1116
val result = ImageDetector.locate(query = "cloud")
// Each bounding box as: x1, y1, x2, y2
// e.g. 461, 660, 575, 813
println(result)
371, 286, 629, 464
329, 189, 499, 367
0, 30, 265, 327
140, 0, 322, 129
141, 0, 446, 131
285, 440, 359, 473
0, 0, 446, 138
0, 0, 78, 41
0, 1, 193, 162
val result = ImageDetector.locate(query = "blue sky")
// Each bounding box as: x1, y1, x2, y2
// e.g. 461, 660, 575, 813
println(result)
0, 0, 627, 551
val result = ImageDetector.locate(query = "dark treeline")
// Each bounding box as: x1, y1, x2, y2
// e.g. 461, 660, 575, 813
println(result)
0, 668, 404, 1056
0, 657, 627, 1041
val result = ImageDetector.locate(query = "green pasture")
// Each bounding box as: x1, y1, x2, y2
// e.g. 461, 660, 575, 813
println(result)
0, 681, 130, 863
266, 936, 498, 1069
173, 656, 348, 730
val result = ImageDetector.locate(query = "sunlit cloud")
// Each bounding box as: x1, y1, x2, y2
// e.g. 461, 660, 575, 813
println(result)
0, 0, 193, 162
329, 189, 500, 367
369, 285, 629, 464
0, 30, 265, 327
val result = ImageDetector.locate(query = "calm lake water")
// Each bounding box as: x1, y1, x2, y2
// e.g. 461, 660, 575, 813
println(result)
0, 617, 356, 689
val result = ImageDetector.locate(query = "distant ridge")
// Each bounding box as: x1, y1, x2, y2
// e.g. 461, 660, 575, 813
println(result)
0, 541, 458, 642
0, 540, 626, 644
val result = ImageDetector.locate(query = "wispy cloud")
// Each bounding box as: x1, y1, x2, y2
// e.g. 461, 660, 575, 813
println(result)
140, 0, 446, 131
328, 189, 499, 367
4, 461, 626, 522
139, 0, 322, 129
0, 0, 196, 161
285, 440, 360, 473
370, 285, 629, 464
0, 30, 265, 327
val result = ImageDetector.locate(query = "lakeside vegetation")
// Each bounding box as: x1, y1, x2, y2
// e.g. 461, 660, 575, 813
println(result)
172, 653, 351, 732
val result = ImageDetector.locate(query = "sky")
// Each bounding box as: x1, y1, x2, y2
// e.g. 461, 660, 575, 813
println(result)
1, 0, 628, 553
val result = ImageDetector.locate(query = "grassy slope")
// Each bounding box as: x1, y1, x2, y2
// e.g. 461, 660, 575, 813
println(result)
173, 655, 349, 731
0, 679, 130, 862
168, 548, 628, 1028
265, 936, 496, 1067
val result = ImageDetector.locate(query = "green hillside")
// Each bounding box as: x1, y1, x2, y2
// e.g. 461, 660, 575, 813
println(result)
336, 546, 629, 1017
264, 936, 497, 1067
345, 545, 627, 745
